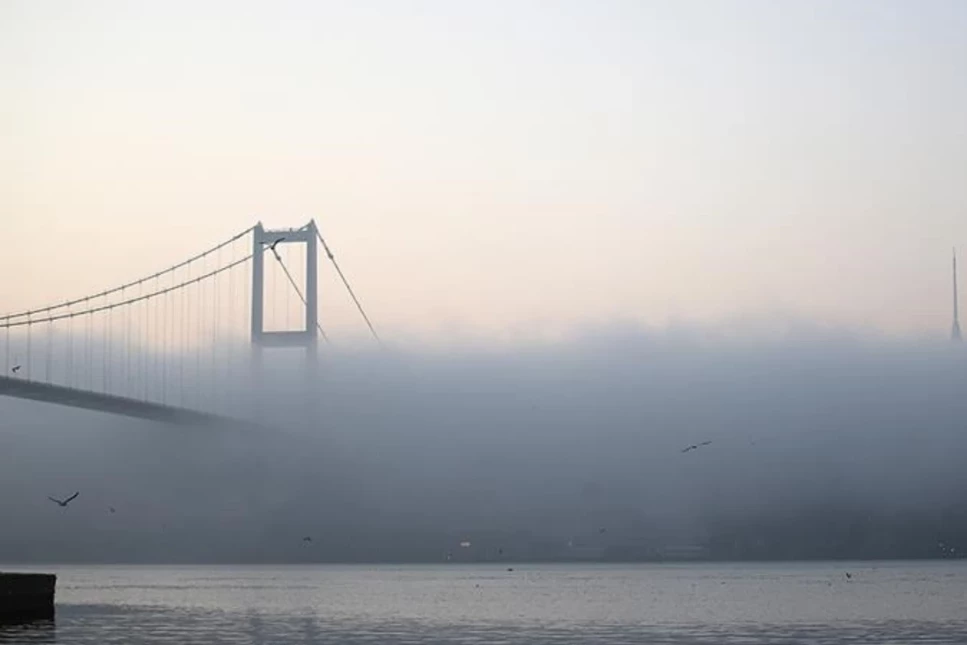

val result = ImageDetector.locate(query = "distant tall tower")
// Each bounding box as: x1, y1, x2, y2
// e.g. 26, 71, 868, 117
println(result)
953, 248, 962, 342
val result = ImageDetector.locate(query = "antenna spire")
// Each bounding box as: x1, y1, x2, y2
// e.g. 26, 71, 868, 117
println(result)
953, 247, 962, 341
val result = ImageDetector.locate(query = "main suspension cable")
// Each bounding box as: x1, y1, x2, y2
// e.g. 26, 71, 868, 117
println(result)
0, 255, 254, 328
270, 247, 329, 343
315, 228, 380, 344
0, 226, 255, 322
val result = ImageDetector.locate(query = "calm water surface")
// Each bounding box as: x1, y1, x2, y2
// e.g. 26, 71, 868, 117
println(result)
2, 562, 967, 644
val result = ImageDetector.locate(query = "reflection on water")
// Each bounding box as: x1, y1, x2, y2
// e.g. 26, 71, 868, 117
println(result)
0, 620, 55, 644
2, 563, 967, 644
5, 611, 967, 645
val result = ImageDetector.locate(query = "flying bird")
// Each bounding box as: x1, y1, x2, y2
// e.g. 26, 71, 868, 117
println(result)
109, 506, 116, 514
11, 365, 21, 373
302, 536, 312, 543
48, 492, 79, 507
681, 441, 712, 453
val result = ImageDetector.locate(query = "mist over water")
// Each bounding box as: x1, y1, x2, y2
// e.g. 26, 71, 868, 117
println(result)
2, 324, 967, 563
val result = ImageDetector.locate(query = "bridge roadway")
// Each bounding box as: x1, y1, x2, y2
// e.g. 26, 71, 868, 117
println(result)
0, 375, 238, 426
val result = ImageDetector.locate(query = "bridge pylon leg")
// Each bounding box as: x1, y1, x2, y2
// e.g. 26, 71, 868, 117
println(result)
250, 220, 321, 427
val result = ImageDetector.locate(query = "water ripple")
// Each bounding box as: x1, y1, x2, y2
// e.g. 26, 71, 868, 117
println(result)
4, 563, 967, 644
5, 608, 967, 645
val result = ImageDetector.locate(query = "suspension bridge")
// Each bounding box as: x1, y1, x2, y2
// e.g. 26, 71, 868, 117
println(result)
0, 220, 377, 426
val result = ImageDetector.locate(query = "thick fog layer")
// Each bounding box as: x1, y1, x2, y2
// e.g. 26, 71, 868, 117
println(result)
2, 326, 967, 563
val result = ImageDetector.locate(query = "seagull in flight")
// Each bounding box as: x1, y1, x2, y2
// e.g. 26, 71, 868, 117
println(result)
681, 441, 712, 453
11, 365, 21, 374
48, 492, 79, 507
267, 237, 285, 251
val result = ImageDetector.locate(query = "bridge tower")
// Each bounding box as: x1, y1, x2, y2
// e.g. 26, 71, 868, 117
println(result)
250, 220, 320, 374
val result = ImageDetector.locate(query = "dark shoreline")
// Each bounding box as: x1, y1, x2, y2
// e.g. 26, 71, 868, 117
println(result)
0, 572, 55, 624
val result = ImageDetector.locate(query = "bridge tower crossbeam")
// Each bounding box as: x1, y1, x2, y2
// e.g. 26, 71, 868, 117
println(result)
250, 221, 319, 369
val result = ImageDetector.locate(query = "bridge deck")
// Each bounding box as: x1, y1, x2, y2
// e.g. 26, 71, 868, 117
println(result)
0, 376, 236, 426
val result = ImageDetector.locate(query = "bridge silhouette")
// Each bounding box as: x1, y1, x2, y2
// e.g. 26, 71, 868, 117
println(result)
0, 221, 376, 426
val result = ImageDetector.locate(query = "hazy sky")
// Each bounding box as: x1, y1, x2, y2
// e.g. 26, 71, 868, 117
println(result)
3, 1, 967, 341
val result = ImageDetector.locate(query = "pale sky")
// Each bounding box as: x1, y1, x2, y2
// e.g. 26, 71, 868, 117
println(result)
3, 0, 967, 341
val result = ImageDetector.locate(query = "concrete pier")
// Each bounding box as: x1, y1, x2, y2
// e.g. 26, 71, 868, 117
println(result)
0, 573, 56, 622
